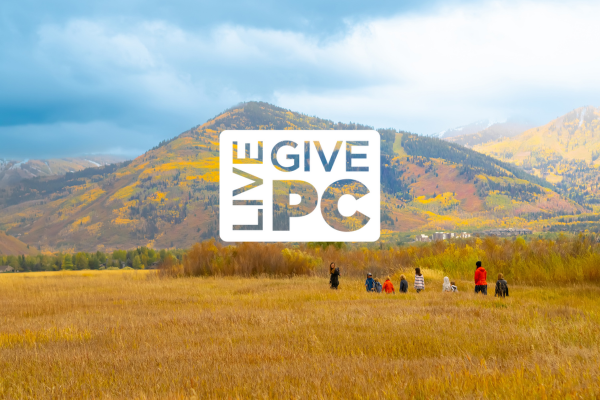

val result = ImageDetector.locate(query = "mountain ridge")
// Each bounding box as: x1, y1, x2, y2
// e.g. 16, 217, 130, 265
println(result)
434, 120, 492, 139
445, 120, 534, 148
473, 106, 600, 207
0, 155, 128, 189
0, 101, 581, 251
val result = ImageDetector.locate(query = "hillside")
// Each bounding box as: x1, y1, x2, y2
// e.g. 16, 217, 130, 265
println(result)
0, 102, 581, 251
474, 106, 600, 163
473, 106, 600, 207
0, 231, 35, 256
0, 156, 127, 188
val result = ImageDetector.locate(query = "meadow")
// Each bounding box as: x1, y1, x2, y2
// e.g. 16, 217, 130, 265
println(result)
1, 269, 599, 399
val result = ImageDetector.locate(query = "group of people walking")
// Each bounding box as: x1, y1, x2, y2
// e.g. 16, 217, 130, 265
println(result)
329, 261, 509, 297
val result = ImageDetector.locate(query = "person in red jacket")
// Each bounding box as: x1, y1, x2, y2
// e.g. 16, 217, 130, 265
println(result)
474, 261, 488, 295
382, 276, 395, 294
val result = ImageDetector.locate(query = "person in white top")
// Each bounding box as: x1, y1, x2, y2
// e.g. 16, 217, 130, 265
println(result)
442, 276, 451, 292
414, 268, 425, 293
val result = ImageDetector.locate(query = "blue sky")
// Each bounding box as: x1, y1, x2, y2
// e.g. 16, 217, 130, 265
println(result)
1, 0, 600, 158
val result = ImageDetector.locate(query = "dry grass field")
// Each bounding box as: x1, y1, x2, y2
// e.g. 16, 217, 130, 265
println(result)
1, 270, 599, 399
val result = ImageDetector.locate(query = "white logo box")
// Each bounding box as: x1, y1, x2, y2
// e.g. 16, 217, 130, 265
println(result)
219, 130, 380, 242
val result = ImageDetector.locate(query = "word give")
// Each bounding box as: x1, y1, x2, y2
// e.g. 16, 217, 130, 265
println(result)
219, 130, 380, 242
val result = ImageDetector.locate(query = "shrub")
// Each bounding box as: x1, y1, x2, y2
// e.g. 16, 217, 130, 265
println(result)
161, 240, 321, 277
158, 254, 183, 278
160, 235, 600, 285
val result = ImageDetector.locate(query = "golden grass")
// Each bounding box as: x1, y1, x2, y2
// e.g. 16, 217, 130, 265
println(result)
0, 270, 599, 398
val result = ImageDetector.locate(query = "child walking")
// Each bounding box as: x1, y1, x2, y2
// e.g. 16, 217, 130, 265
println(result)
374, 278, 383, 293
451, 281, 458, 292
495, 273, 509, 298
399, 275, 408, 293
383, 276, 395, 294
365, 273, 375, 292
414, 268, 425, 293
442, 276, 451, 292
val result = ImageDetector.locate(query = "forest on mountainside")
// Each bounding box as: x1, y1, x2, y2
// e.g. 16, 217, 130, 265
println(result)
401, 133, 553, 189
0, 102, 587, 251
0, 162, 129, 207
472, 106, 600, 210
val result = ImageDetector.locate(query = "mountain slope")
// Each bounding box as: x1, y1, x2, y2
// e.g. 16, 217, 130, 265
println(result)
0, 231, 35, 256
0, 102, 579, 251
474, 106, 600, 163
0, 156, 127, 188
473, 106, 600, 206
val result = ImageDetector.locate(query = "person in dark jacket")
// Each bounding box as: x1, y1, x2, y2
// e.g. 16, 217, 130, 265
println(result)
399, 274, 409, 293
329, 262, 340, 289
365, 273, 375, 292
495, 273, 509, 298
474, 261, 488, 295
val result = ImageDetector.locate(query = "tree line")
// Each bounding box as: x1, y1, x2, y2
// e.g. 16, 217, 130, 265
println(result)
0, 247, 184, 272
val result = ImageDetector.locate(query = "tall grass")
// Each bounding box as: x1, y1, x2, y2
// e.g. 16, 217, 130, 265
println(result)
0, 271, 599, 398
161, 235, 600, 285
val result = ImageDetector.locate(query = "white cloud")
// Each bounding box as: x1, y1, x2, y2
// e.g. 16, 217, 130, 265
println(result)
274, 1, 600, 131
15, 0, 600, 152
38, 20, 156, 71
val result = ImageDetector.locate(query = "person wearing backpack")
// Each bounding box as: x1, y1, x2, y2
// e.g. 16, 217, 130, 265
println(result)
495, 273, 509, 298
329, 262, 340, 290
474, 261, 487, 295
374, 279, 383, 293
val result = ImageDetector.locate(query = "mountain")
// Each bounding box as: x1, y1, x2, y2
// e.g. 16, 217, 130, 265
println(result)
0, 156, 127, 188
473, 106, 600, 206
433, 120, 491, 139
0, 102, 582, 251
445, 120, 534, 148
474, 106, 600, 163
0, 230, 35, 256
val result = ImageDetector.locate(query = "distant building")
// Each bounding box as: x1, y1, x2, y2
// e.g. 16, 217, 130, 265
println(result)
0, 265, 14, 273
429, 232, 472, 241
415, 234, 431, 242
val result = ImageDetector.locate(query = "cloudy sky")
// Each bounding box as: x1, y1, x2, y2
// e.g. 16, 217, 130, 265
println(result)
1, 0, 600, 158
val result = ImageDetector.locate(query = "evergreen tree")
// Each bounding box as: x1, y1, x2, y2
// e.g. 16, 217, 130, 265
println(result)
63, 254, 73, 270
132, 255, 142, 269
